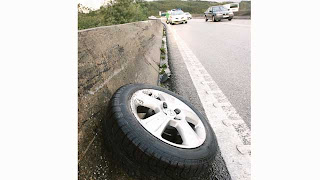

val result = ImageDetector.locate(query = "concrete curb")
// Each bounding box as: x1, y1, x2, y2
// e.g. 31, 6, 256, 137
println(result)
158, 22, 171, 87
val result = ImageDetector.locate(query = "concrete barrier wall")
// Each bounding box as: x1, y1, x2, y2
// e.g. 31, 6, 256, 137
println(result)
78, 20, 163, 179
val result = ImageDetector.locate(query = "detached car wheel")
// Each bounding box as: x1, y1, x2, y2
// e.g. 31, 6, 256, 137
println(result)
103, 84, 218, 179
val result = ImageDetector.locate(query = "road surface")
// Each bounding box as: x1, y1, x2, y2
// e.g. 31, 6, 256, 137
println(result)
165, 18, 251, 180
169, 19, 251, 128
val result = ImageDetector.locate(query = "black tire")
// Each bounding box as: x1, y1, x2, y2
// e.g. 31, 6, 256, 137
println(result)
212, 15, 215, 22
103, 84, 218, 180
205, 16, 208, 22
228, 18, 232, 21
185, 21, 188, 24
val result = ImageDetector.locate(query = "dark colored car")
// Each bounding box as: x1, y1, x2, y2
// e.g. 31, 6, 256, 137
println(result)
204, 6, 234, 22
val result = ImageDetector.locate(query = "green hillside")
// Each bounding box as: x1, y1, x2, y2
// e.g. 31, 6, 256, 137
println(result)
140, 1, 224, 15
78, 0, 234, 30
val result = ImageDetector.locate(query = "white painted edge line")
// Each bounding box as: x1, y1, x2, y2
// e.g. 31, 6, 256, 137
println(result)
167, 25, 251, 180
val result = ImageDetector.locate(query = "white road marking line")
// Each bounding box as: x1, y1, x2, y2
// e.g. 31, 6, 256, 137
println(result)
167, 25, 251, 180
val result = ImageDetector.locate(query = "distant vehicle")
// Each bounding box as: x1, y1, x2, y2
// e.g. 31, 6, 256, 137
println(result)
168, 10, 187, 25
184, 12, 192, 20
148, 16, 157, 20
204, 6, 234, 22
223, 3, 239, 12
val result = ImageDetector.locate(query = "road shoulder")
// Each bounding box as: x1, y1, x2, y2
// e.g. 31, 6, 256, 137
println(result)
166, 22, 251, 180
165, 22, 232, 180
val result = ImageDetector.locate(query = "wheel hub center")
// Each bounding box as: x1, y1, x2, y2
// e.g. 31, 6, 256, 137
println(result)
163, 108, 176, 117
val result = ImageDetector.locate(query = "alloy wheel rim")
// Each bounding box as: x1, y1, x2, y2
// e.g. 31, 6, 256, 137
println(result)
130, 89, 206, 149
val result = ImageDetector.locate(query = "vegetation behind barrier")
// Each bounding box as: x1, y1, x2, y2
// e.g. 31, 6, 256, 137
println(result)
140, 1, 224, 16
78, 0, 238, 30
78, 0, 148, 30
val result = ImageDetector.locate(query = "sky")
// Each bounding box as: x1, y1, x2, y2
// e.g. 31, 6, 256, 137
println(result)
78, 0, 242, 10
78, 0, 105, 10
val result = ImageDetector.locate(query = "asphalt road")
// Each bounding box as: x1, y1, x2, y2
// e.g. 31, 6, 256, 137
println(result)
169, 19, 251, 128
165, 22, 232, 180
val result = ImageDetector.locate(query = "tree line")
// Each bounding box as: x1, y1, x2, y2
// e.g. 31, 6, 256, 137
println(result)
78, 0, 230, 30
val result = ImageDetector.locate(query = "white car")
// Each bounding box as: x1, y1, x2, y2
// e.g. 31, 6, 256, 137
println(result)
184, 12, 192, 20
168, 10, 187, 25
148, 16, 157, 20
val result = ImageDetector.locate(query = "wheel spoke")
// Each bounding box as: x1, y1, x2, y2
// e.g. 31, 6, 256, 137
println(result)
180, 108, 200, 125
142, 112, 170, 136
176, 120, 200, 147
159, 92, 175, 105
134, 92, 162, 111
